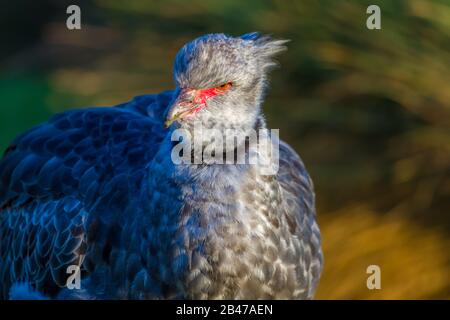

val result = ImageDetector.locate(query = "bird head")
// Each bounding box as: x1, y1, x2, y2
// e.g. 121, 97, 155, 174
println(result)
164, 33, 288, 132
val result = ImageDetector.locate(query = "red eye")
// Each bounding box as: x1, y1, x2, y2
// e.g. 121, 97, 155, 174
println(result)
216, 82, 232, 92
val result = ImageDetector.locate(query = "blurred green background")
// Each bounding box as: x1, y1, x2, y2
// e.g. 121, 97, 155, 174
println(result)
0, 0, 449, 299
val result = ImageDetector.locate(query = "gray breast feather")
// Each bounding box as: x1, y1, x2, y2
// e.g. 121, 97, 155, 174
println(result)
277, 141, 323, 297
0, 92, 322, 299
228, 141, 322, 299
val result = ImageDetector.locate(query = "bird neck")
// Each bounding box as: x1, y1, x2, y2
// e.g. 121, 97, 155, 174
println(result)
161, 113, 278, 188
169, 112, 267, 161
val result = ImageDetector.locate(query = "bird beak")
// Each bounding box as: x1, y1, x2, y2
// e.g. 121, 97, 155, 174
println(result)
164, 89, 200, 128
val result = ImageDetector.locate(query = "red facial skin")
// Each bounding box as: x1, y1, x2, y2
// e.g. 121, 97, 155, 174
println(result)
164, 82, 232, 127
191, 84, 231, 113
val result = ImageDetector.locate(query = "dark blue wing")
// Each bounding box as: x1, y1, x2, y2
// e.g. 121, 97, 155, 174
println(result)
0, 91, 172, 299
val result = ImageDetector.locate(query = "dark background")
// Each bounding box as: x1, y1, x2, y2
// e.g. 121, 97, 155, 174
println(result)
0, 0, 448, 299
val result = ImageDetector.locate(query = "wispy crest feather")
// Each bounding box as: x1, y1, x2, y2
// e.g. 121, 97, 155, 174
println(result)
241, 32, 289, 69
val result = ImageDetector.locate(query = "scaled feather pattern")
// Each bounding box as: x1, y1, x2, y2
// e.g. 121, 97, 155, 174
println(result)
0, 33, 322, 299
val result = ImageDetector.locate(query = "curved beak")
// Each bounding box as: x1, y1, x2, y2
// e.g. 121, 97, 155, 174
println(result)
164, 89, 200, 128
164, 85, 229, 128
